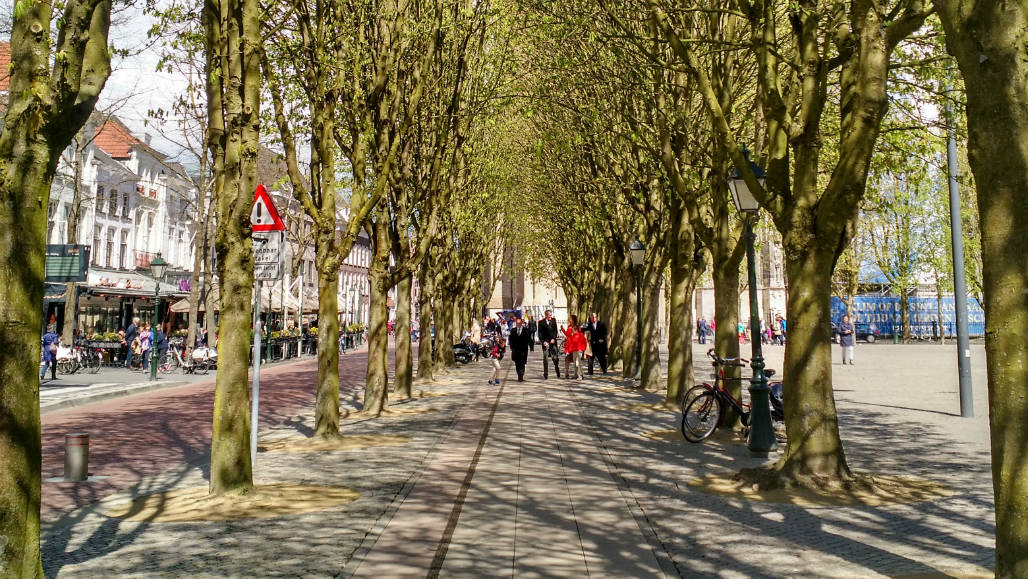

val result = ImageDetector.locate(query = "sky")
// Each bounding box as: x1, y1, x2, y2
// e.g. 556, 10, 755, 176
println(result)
101, 1, 191, 157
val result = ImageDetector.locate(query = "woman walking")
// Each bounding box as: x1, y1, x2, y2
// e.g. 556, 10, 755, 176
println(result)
488, 336, 506, 385
562, 315, 587, 380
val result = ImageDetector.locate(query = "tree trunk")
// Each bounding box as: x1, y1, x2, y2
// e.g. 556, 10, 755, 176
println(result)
207, 0, 261, 495
935, 1, 1028, 573
901, 291, 911, 342
620, 273, 639, 379
0, 141, 55, 579
666, 259, 699, 406
712, 257, 743, 410
775, 248, 851, 482
640, 264, 664, 391
394, 274, 413, 398
363, 212, 392, 416
313, 235, 341, 436
416, 261, 435, 383
62, 284, 79, 343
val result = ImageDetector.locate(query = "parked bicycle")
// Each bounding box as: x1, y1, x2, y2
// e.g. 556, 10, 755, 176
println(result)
159, 340, 212, 375
680, 349, 785, 443
55, 344, 103, 375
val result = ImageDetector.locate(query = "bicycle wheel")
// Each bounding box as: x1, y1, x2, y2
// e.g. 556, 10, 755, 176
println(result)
57, 359, 76, 375
681, 392, 722, 443
86, 353, 102, 374
195, 357, 210, 375
681, 384, 711, 412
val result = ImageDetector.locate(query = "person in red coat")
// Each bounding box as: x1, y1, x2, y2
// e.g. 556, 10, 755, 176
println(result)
561, 315, 587, 380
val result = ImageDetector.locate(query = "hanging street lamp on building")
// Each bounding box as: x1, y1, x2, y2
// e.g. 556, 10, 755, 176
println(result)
727, 147, 778, 456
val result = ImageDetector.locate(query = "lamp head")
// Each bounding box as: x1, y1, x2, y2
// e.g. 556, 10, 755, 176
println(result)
150, 253, 169, 280
727, 147, 766, 214
629, 237, 646, 267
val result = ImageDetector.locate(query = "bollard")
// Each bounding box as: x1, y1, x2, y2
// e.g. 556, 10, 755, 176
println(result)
64, 433, 89, 481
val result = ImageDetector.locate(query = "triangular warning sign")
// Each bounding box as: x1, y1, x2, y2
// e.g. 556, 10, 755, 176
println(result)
251, 184, 285, 232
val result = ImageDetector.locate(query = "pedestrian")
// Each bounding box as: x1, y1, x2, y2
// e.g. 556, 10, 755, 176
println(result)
508, 316, 531, 381
839, 314, 856, 365
130, 333, 143, 369
140, 323, 152, 371
737, 321, 746, 344
124, 317, 140, 368
778, 315, 787, 345
488, 336, 506, 385
586, 312, 608, 375
537, 309, 561, 379
155, 327, 169, 366
561, 315, 587, 380
525, 312, 537, 352
696, 316, 710, 345
40, 324, 60, 380
771, 315, 784, 345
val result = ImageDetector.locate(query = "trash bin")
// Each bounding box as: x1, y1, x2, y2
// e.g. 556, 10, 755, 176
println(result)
64, 433, 89, 481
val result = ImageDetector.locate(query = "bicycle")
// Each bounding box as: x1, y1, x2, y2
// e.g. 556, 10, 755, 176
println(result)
77, 345, 102, 374
680, 348, 785, 443
164, 342, 211, 375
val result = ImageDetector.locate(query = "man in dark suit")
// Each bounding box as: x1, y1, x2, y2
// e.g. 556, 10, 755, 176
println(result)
507, 316, 531, 381
586, 312, 608, 375
537, 309, 560, 379
525, 313, 537, 352
123, 317, 139, 368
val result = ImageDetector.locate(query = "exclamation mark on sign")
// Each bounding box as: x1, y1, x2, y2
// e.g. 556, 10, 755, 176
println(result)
256, 202, 263, 223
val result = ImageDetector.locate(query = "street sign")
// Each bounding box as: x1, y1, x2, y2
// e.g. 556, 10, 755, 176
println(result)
45, 245, 90, 283
253, 231, 283, 280
251, 184, 285, 232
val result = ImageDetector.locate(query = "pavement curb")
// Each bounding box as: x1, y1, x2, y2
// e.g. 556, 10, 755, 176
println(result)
41, 379, 192, 415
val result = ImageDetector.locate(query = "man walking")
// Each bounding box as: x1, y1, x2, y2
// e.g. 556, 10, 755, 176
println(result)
697, 317, 710, 345
839, 314, 856, 365
537, 309, 561, 379
508, 316, 531, 381
586, 312, 608, 375
525, 312, 537, 352
124, 317, 139, 368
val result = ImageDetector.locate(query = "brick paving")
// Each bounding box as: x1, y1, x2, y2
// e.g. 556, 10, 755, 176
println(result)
39, 342, 995, 577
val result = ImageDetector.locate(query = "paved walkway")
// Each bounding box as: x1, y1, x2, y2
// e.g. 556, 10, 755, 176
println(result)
40, 343, 995, 577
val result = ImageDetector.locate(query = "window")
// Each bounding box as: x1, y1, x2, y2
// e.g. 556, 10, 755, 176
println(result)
92, 226, 101, 264
105, 228, 115, 267
121, 192, 130, 218
96, 186, 105, 214
120, 231, 129, 269
108, 190, 117, 214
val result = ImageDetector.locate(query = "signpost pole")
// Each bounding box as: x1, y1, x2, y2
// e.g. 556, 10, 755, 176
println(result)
251, 280, 262, 468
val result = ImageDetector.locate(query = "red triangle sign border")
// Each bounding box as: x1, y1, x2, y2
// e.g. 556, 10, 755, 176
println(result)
252, 184, 285, 232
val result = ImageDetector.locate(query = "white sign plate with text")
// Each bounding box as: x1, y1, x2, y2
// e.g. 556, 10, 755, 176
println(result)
253, 231, 283, 280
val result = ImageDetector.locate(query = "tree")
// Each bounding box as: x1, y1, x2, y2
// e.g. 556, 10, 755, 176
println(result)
648, 0, 931, 487
0, 0, 113, 573
204, 0, 261, 494
933, 1, 1028, 574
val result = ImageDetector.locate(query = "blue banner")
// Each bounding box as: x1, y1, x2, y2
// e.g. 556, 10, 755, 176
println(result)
830, 296, 985, 337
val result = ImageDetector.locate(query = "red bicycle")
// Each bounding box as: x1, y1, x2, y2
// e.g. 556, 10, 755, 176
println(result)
680, 349, 784, 443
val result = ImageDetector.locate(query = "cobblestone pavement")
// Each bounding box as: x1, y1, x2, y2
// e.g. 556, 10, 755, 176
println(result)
40, 342, 995, 577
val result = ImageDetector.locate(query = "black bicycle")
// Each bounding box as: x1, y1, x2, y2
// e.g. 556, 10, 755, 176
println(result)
680, 349, 784, 443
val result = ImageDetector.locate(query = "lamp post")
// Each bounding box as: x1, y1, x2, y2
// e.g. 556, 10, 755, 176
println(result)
726, 147, 778, 456
349, 284, 357, 325
148, 253, 169, 381
629, 237, 646, 381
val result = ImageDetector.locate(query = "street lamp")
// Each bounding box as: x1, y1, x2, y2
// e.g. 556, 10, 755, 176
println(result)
148, 253, 169, 381
349, 284, 357, 325
727, 147, 777, 456
629, 237, 645, 381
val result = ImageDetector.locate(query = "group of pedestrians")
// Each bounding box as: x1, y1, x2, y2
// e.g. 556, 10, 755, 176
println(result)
120, 317, 167, 371
486, 310, 608, 385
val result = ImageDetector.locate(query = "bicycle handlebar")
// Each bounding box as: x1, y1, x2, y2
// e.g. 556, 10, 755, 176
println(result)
705, 348, 748, 367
